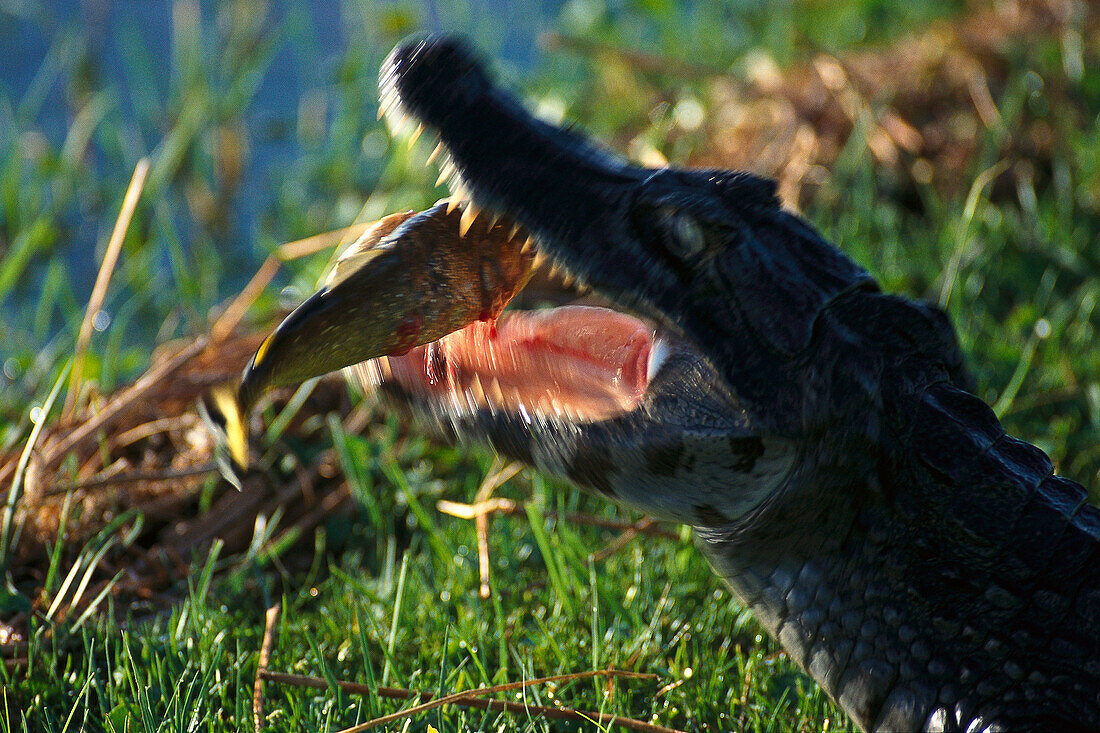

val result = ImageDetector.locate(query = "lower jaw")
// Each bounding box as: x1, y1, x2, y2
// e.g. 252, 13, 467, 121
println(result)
369, 304, 658, 422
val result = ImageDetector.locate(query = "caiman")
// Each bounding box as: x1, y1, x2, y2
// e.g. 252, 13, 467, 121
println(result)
230, 36, 1100, 732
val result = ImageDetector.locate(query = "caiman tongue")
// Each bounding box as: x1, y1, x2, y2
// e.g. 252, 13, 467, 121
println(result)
384, 305, 652, 421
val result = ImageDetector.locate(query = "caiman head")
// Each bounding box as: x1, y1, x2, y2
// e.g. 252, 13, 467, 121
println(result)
369, 35, 920, 528
237, 34, 964, 528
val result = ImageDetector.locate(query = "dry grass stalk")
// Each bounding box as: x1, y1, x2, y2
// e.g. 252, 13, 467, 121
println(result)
43, 464, 216, 499
211, 255, 283, 346
254, 604, 281, 732
342, 668, 672, 733
471, 458, 524, 598
65, 158, 150, 418
211, 221, 373, 344
437, 497, 680, 541
44, 336, 209, 474
257, 666, 678, 733
590, 518, 664, 563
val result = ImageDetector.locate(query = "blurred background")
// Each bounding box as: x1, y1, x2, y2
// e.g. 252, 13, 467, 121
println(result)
1, 1, 1098, 730
0, 0, 975, 390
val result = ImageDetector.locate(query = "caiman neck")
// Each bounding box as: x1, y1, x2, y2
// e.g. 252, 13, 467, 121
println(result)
695, 291, 1100, 732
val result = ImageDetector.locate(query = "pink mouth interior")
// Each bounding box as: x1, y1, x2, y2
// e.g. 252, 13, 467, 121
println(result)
382, 305, 653, 421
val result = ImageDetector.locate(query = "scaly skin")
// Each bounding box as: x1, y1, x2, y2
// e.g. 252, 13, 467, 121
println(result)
238, 36, 1100, 731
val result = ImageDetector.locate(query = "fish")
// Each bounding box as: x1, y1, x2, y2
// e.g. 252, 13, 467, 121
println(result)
217, 200, 535, 466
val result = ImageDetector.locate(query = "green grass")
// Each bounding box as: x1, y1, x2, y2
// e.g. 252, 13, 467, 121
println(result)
2, 1, 1099, 731
8, 456, 842, 731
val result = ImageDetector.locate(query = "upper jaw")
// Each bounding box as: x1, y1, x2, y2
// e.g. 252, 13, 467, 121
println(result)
380, 35, 667, 322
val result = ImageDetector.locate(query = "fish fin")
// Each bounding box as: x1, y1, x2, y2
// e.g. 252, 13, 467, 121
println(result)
212, 384, 250, 469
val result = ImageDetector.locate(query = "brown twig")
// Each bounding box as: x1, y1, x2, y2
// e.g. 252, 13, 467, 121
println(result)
210, 222, 374, 345
258, 668, 681, 733
41, 336, 208, 475
654, 678, 684, 698
276, 222, 372, 261
43, 464, 217, 498
112, 416, 193, 449
210, 256, 282, 345
65, 158, 150, 418
590, 518, 662, 563
259, 670, 428, 701
343, 669, 666, 732
254, 604, 281, 732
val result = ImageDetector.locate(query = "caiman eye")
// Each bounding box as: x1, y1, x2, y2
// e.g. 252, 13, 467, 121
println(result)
631, 203, 710, 274
657, 206, 706, 258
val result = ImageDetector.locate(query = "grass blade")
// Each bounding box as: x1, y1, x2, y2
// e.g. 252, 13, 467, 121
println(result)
0, 360, 70, 590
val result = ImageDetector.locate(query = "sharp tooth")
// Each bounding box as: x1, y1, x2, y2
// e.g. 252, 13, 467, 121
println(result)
450, 181, 469, 204
427, 142, 445, 165
436, 167, 452, 188
548, 263, 561, 279
373, 356, 392, 382
459, 204, 479, 237
385, 114, 410, 137
487, 211, 501, 229
532, 251, 548, 269
447, 197, 461, 214
377, 91, 396, 120
469, 375, 486, 406
408, 123, 424, 148
560, 271, 575, 288
486, 377, 505, 406
509, 223, 523, 240
463, 387, 478, 412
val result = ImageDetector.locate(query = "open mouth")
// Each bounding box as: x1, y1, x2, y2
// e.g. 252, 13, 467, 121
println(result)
371, 302, 657, 422
365, 40, 666, 425
353, 194, 664, 423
